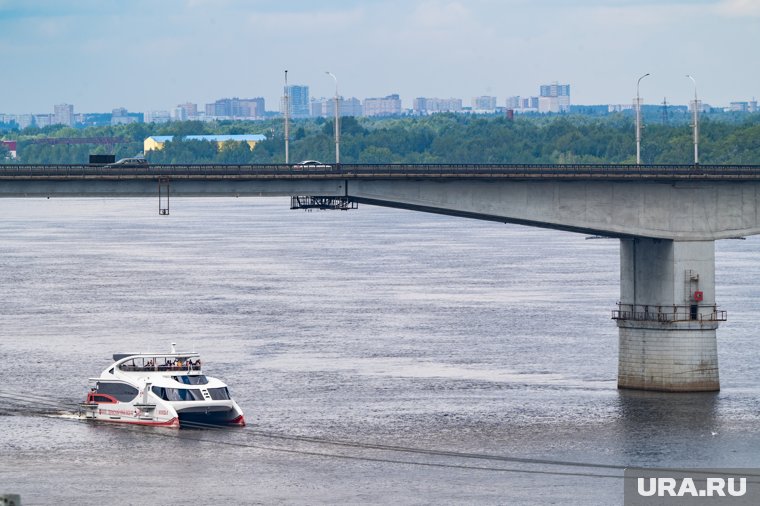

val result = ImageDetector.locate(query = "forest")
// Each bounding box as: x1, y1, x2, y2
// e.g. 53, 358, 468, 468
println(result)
3, 112, 760, 165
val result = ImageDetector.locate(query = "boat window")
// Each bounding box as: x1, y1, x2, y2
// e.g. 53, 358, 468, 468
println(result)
187, 389, 204, 401
172, 375, 208, 385
92, 394, 117, 404
96, 382, 138, 402
208, 387, 230, 400
151, 386, 204, 401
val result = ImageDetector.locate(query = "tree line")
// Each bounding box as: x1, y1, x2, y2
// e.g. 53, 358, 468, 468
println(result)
3, 113, 760, 165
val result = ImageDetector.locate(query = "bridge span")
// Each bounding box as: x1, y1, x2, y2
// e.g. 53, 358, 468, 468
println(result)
3, 162, 760, 392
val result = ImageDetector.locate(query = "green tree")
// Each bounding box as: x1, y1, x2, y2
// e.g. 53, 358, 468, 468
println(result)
216, 140, 253, 164
10, 114, 760, 165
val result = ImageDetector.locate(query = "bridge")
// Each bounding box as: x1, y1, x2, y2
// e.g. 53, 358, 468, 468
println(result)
3, 162, 760, 392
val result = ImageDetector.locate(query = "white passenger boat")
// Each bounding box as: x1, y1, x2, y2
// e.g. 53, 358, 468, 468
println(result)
80, 344, 245, 428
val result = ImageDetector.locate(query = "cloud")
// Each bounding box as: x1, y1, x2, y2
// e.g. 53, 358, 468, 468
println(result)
716, 0, 760, 16
0, 0, 758, 112
411, 1, 472, 29
244, 6, 366, 33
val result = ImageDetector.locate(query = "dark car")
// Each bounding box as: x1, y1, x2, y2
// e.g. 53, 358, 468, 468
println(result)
106, 157, 149, 168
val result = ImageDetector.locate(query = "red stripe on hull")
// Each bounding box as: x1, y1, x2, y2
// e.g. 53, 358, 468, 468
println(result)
229, 415, 246, 427
89, 417, 180, 428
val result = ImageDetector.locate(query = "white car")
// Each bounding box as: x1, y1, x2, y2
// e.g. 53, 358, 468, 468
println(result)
295, 160, 329, 167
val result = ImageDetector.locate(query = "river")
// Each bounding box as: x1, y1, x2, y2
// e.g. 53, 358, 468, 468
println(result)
1, 197, 759, 505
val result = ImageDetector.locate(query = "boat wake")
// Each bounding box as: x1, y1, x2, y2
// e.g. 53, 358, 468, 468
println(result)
0, 389, 79, 418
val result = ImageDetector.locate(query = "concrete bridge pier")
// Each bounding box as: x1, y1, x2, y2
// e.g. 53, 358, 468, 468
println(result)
616, 238, 723, 392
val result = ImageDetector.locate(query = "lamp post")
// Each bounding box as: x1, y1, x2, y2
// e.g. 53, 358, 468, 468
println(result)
284, 70, 290, 164
635, 73, 650, 165
686, 74, 699, 165
325, 71, 340, 164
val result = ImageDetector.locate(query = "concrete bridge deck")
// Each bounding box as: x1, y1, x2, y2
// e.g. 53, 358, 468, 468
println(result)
2, 162, 759, 392
4, 163, 759, 241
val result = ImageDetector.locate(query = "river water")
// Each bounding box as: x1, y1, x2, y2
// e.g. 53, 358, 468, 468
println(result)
1, 197, 759, 505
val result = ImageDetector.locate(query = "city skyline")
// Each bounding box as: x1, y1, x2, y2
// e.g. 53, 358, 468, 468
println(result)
3, 81, 759, 130
1, 1, 759, 115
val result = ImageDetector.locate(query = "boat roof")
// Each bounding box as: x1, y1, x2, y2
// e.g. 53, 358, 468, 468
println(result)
113, 352, 200, 362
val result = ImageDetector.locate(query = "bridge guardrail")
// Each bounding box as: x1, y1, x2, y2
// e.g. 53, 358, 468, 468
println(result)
1, 163, 760, 179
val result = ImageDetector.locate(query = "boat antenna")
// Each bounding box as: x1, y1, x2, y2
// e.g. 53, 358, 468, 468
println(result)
171, 342, 176, 354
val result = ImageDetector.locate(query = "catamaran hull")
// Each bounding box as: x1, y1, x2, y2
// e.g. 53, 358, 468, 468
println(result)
81, 402, 245, 428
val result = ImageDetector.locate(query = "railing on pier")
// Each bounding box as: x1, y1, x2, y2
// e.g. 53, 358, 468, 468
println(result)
611, 303, 727, 323
290, 195, 357, 210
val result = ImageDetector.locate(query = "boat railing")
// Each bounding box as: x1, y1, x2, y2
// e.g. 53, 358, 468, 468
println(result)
118, 363, 202, 373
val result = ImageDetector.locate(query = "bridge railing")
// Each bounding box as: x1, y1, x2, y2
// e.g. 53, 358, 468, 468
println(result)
1, 163, 760, 179
0, 163, 306, 176
336, 163, 760, 178
611, 303, 727, 323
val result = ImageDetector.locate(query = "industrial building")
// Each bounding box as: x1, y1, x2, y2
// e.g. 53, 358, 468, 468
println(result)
1, 140, 17, 158
144, 134, 266, 152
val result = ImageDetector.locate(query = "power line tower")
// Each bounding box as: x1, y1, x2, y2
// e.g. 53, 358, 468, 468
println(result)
661, 97, 669, 124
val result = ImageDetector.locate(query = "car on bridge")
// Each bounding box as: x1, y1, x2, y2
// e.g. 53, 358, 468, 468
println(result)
106, 157, 149, 168
294, 160, 330, 168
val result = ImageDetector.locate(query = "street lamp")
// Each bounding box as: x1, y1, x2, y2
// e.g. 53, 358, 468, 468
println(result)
284, 70, 289, 164
325, 71, 340, 164
686, 74, 699, 165
635, 73, 650, 165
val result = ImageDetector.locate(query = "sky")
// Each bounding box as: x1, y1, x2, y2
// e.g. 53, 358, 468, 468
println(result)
0, 0, 758, 114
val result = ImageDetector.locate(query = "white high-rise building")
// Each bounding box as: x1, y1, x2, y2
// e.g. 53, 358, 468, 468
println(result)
17, 114, 34, 129
413, 97, 463, 115
145, 110, 171, 123
54, 103, 74, 126
282, 85, 310, 118
505, 96, 521, 110
471, 96, 497, 111
173, 107, 188, 121
112, 108, 137, 125
505, 96, 539, 113
311, 97, 363, 117
176, 102, 199, 119
34, 114, 54, 127
363, 94, 402, 117
538, 83, 570, 113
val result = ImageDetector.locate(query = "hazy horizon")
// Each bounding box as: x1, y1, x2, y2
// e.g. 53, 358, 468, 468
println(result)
1, 0, 758, 115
